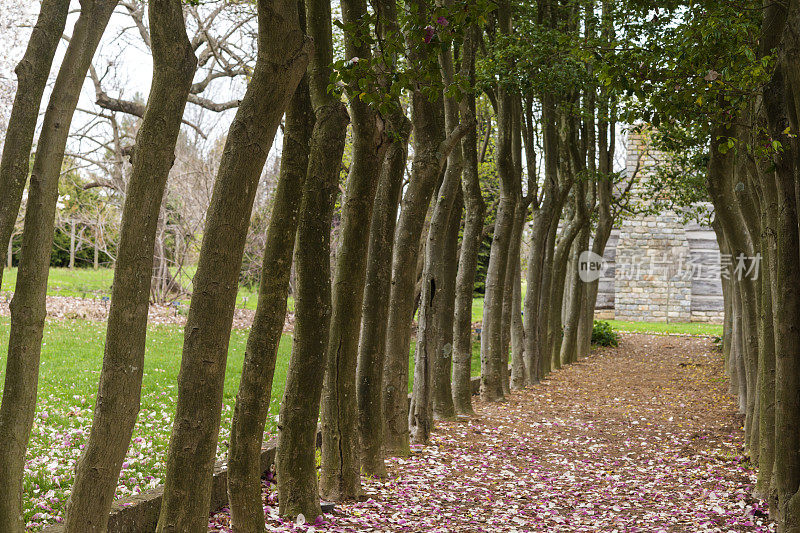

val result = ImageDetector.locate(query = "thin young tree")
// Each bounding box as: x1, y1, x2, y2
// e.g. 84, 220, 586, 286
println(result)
0, 2, 119, 529
226, 75, 315, 531
0, 0, 69, 286
276, 0, 350, 520
63, 1, 197, 530
155, 1, 311, 528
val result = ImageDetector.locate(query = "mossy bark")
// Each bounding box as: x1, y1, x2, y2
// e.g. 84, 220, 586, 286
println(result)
0, 3, 118, 530
64, 2, 196, 530
156, 1, 311, 529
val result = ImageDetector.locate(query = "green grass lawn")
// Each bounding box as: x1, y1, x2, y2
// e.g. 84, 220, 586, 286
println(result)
606, 319, 723, 337
1, 267, 115, 299
0, 315, 482, 529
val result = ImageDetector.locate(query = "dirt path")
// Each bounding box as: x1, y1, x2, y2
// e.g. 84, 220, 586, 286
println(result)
210, 334, 773, 532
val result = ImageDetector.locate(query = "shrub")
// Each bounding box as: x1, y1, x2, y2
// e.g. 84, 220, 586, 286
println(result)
591, 320, 619, 347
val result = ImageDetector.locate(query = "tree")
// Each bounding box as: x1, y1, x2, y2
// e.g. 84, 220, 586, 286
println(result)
410, 20, 474, 441
355, 0, 412, 471
277, 0, 350, 518
0, 0, 69, 288
319, 0, 389, 501
0, 2, 119, 529
479, 0, 518, 401
451, 26, 485, 414
63, 0, 196, 527
155, 0, 311, 528
227, 74, 315, 533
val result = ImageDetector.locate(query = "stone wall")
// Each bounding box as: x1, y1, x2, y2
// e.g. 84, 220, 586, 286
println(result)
599, 131, 724, 324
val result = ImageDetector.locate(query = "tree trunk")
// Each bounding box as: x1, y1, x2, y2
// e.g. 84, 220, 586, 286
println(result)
276, 0, 349, 521
227, 76, 314, 532
355, 0, 411, 477
506, 199, 527, 391
93, 229, 100, 270
62, 3, 196, 530
0, 3, 118, 530
0, 0, 69, 287
451, 59, 484, 414
319, 0, 388, 502
69, 219, 76, 269
479, 1, 516, 403
357, 113, 410, 477
433, 189, 462, 418
382, 59, 448, 458
410, 34, 471, 438
560, 224, 589, 366
155, 2, 311, 529
277, 105, 348, 520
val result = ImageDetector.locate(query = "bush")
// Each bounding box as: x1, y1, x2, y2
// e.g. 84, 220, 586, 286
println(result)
591, 320, 619, 347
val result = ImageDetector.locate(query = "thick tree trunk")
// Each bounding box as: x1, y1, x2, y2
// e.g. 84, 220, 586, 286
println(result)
277, 103, 348, 521
0, 3, 118, 530
319, 0, 388, 502
275, 0, 349, 520
357, 115, 410, 477
155, 2, 311, 529
355, 0, 411, 478
452, 52, 483, 414
522, 208, 552, 385
538, 217, 559, 376
63, 2, 196, 530
227, 76, 314, 532
0, 0, 69, 287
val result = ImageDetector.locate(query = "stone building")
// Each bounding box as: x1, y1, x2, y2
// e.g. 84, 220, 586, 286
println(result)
594, 132, 724, 323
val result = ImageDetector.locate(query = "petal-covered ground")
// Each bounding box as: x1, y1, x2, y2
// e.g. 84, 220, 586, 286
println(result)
210, 333, 774, 532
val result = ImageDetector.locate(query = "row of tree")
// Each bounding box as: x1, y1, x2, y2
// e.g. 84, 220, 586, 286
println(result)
593, 1, 800, 531
2, 1, 798, 533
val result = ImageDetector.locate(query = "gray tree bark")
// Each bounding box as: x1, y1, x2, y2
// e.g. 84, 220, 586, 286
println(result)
63, 1, 196, 530
0, 3, 119, 530
409, 33, 472, 440
155, 1, 311, 529
227, 75, 314, 531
